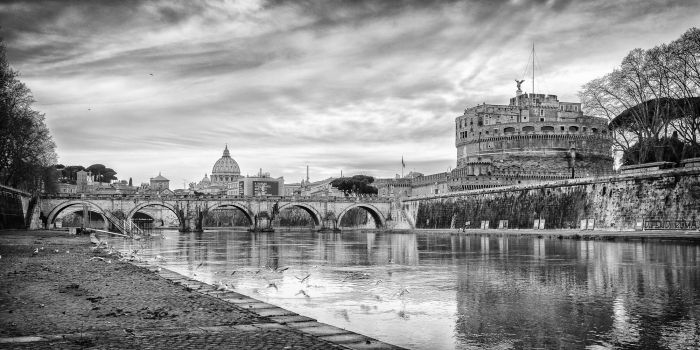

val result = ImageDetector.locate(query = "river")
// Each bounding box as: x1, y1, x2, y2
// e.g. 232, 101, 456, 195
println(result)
108, 229, 700, 350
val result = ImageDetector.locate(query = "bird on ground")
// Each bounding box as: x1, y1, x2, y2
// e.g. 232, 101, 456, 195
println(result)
32, 248, 38, 256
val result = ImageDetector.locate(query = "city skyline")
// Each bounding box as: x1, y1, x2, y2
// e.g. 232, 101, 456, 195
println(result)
1, 0, 699, 186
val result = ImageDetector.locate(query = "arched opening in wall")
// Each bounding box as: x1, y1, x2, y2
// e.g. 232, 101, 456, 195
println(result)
129, 203, 183, 229
541, 126, 555, 133
591, 128, 599, 133
569, 126, 579, 132
203, 205, 253, 228
504, 127, 515, 133
338, 205, 384, 229
522, 126, 535, 132
54, 208, 106, 230
132, 212, 156, 233
275, 204, 321, 230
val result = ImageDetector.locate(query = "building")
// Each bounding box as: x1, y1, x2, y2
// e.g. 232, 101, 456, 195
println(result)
375, 83, 614, 197
450, 84, 613, 190
235, 169, 284, 197
76, 170, 93, 193
57, 183, 77, 194
149, 172, 170, 192
211, 145, 241, 185
194, 145, 243, 194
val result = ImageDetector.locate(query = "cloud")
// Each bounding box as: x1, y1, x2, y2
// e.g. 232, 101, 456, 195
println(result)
1, 0, 699, 185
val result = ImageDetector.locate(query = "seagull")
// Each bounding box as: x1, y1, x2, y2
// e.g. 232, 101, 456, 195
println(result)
374, 279, 383, 286
295, 290, 310, 298
32, 248, 39, 256
230, 271, 237, 276
266, 283, 278, 291
295, 274, 311, 284
149, 73, 153, 76
276, 267, 289, 273
196, 262, 204, 269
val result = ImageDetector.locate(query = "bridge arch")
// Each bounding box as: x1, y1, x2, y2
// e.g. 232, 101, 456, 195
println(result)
206, 202, 255, 225
46, 200, 108, 227
336, 203, 386, 229
126, 201, 183, 227
277, 203, 322, 226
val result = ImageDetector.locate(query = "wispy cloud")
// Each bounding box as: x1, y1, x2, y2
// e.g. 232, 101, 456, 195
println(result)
1, 0, 698, 185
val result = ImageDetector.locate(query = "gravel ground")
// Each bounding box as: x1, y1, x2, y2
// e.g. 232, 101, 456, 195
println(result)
0, 230, 349, 349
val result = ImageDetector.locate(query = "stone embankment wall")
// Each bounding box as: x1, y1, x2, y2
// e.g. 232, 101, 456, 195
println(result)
402, 160, 700, 230
0, 185, 32, 229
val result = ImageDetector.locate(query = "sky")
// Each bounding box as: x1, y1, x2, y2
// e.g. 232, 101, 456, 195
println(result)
1, 0, 699, 187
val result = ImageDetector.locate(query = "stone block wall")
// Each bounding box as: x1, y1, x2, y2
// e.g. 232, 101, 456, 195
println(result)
404, 165, 700, 230
0, 185, 31, 229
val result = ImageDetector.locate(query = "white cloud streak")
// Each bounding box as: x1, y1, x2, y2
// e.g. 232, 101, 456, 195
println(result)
1, 0, 698, 185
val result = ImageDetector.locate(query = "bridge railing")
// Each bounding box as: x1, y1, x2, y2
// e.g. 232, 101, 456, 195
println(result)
100, 210, 144, 236
41, 193, 394, 202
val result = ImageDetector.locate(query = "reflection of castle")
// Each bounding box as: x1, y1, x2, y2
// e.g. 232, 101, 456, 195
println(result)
193, 145, 283, 196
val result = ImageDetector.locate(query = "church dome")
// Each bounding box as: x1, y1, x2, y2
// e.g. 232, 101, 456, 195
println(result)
211, 145, 240, 183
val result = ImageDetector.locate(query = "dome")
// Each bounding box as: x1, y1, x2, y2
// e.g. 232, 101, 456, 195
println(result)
200, 173, 210, 183
211, 145, 241, 184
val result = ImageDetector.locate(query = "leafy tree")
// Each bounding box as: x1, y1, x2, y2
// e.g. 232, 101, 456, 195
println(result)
0, 39, 57, 192
87, 163, 117, 183
581, 27, 700, 164
330, 175, 378, 196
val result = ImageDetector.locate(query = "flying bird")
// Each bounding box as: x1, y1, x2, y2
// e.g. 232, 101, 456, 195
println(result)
296, 290, 310, 298
266, 283, 278, 291
295, 274, 311, 284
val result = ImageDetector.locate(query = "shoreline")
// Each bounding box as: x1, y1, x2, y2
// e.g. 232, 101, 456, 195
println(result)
0, 230, 404, 350
413, 228, 700, 241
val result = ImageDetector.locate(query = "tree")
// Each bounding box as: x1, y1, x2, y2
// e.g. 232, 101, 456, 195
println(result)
0, 38, 57, 192
86, 164, 117, 183
330, 175, 378, 196
128, 177, 132, 186
581, 27, 700, 164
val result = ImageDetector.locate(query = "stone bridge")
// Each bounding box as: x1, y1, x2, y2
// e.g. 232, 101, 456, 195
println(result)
34, 194, 413, 233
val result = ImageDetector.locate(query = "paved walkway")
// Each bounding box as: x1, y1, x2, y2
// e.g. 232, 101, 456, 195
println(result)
0, 230, 402, 349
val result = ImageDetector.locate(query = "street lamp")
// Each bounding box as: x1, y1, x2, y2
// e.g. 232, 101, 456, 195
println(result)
569, 147, 576, 179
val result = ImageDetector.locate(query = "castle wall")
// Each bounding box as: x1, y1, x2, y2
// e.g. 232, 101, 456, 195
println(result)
403, 164, 700, 230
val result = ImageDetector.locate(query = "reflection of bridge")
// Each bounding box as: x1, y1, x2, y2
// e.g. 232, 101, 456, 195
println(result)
35, 194, 410, 233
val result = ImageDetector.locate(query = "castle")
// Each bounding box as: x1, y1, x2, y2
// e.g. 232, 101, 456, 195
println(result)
377, 82, 614, 197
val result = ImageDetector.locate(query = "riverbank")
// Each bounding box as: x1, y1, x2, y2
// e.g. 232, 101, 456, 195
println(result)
414, 228, 700, 241
0, 230, 403, 349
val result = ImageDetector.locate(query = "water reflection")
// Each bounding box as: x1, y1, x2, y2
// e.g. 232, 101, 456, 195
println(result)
109, 231, 700, 350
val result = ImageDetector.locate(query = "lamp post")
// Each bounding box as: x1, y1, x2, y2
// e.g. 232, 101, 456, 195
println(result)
569, 147, 576, 179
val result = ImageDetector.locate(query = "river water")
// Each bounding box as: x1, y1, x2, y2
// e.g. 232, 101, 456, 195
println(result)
108, 230, 700, 350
